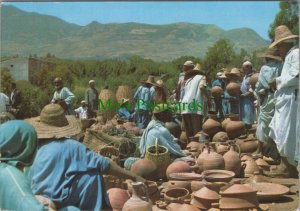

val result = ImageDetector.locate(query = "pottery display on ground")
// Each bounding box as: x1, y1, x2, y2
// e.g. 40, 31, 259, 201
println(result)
107, 188, 130, 211
202, 113, 222, 137
225, 114, 246, 139
191, 186, 220, 210
223, 144, 242, 176
164, 188, 190, 204
219, 184, 259, 210
123, 182, 152, 211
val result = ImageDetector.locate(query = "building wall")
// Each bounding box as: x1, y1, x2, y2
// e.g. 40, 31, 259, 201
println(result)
0, 58, 29, 81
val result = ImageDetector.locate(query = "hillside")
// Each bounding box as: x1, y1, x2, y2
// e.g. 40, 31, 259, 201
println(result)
1, 5, 268, 61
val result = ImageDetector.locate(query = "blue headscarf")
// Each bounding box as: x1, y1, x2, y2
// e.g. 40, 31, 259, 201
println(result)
0, 120, 37, 166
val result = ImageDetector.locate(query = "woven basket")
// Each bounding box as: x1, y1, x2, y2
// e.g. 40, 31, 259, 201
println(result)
145, 139, 171, 179
98, 88, 117, 121
99, 145, 120, 164
116, 85, 133, 103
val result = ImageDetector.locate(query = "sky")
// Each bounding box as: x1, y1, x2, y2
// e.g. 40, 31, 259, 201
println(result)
4, 2, 280, 40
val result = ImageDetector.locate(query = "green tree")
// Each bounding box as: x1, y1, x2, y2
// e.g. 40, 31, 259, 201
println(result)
268, 2, 299, 40
0, 68, 13, 94
202, 39, 236, 78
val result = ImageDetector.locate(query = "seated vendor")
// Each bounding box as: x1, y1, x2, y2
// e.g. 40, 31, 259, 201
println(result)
118, 98, 135, 121
139, 103, 186, 158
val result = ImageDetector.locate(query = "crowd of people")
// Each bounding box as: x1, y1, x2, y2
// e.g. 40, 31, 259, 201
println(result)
0, 25, 299, 210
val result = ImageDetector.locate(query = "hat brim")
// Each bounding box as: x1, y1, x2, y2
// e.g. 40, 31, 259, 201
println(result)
225, 72, 240, 77
141, 81, 156, 86
25, 115, 82, 139
257, 53, 282, 61
269, 35, 299, 49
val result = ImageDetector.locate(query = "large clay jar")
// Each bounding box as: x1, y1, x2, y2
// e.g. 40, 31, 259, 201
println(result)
107, 188, 130, 211
164, 188, 189, 204
166, 161, 191, 179
191, 186, 220, 210
226, 82, 240, 96
223, 145, 241, 177
212, 131, 229, 142
165, 121, 181, 138
203, 145, 225, 171
196, 144, 210, 173
219, 184, 258, 210
236, 134, 258, 153
98, 88, 116, 120
202, 114, 222, 137
216, 142, 230, 155
123, 182, 152, 211
211, 86, 223, 99
225, 114, 246, 139
186, 141, 201, 158
131, 159, 157, 180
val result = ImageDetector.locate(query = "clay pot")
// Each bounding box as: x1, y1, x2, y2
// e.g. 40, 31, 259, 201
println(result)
202, 170, 235, 183
131, 159, 157, 180
216, 143, 230, 155
166, 161, 191, 179
236, 135, 258, 153
245, 170, 269, 183
107, 188, 130, 211
242, 157, 260, 178
167, 203, 199, 211
203, 146, 225, 171
179, 131, 188, 143
196, 144, 210, 173
223, 145, 242, 176
164, 188, 189, 204
211, 86, 223, 99
226, 82, 240, 96
123, 182, 152, 211
165, 121, 181, 138
166, 181, 191, 192
212, 131, 229, 142
255, 158, 269, 171
219, 184, 259, 210
202, 114, 222, 137
186, 141, 201, 158
191, 186, 219, 210
250, 73, 259, 89
191, 181, 206, 192
225, 115, 246, 139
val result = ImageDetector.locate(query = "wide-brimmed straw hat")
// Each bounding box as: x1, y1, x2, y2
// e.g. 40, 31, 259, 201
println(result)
142, 75, 156, 86
269, 25, 299, 49
26, 104, 81, 139
225, 68, 241, 77
257, 48, 282, 61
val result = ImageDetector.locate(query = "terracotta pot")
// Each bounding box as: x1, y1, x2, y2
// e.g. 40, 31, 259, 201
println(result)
167, 203, 199, 211
191, 181, 206, 192
130, 159, 157, 180
245, 170, 269, 183
212, 131, 229, 142
223, 145, 242, 176
191, 186, 219, 210
236, 135, 258, 153
107, 188, 130, 211
216, 143, 230, 155
203, 146, 225, 171
250, 73, 259, 89
211, 86, 224, 99
165, 121, 181, 138
164, 188, 189, 204
123, 182, 152, 211
203, 114, 222, 137
226, 82, 240, 96
242, 157, 260, 178
196, 144, 210, 173
202, 170, 235, 183
225, 115, 246, 139
219, 184, 259, 210
166, 161, 191, 179
166, 181, 191, 192
186, 141, 201, 158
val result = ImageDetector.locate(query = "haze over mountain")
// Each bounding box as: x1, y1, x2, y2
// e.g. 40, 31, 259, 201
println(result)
1, 5, 268, 61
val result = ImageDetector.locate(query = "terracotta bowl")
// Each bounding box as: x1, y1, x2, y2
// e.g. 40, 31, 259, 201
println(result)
203, 170, 235, 183
244, 182, 290, 202
168, 172, 203, 181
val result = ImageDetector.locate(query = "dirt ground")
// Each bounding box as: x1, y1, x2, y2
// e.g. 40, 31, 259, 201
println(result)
266, 178, 299, 211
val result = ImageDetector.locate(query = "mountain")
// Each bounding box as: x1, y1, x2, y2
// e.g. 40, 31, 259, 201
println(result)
1, 5, 268, 61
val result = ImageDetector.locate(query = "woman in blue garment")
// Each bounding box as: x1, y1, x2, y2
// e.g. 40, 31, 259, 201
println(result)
26, 104, 145, 210
0, 120, 51, 210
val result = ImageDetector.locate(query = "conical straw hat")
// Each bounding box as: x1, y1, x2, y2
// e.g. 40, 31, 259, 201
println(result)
269, 25, 298, 49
